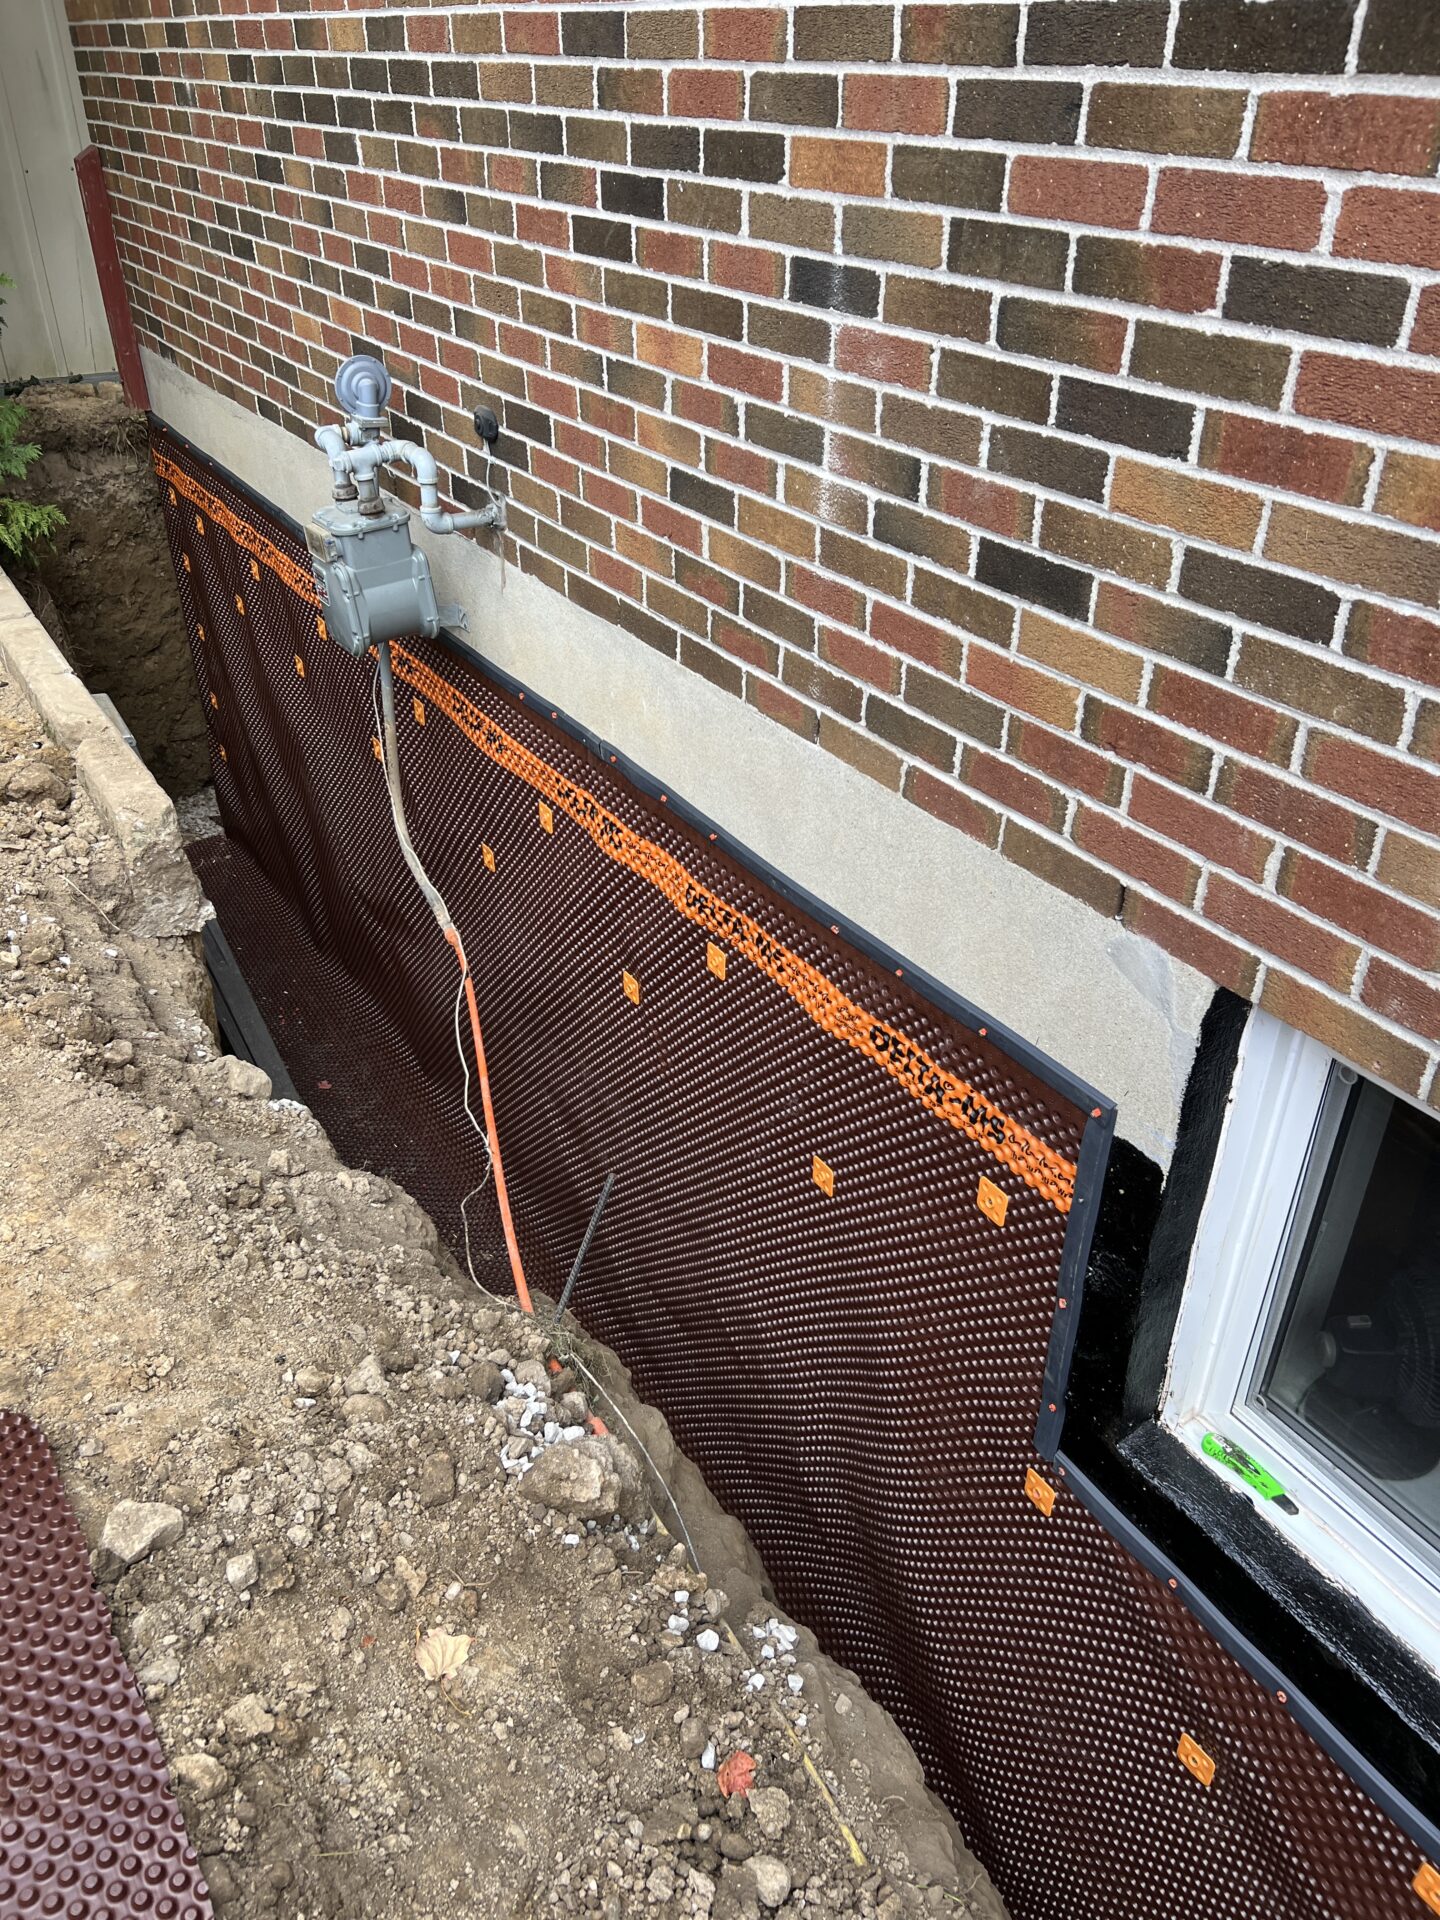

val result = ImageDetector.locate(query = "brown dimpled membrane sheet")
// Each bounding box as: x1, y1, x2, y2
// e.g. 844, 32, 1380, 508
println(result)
155, 419, 1439, 1920
0, 1409, 213, 1918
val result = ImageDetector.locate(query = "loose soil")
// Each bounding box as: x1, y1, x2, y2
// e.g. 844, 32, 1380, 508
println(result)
9, 381, 208, 796
0, 657, 1006, 1919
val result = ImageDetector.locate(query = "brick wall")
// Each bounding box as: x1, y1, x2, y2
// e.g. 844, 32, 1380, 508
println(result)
66, 0, 1440, 1107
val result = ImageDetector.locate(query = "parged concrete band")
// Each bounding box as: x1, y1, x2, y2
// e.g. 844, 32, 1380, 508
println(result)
0, 569, 207, 940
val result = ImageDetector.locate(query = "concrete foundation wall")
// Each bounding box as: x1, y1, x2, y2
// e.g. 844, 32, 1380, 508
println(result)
146, 348, 1212, 1166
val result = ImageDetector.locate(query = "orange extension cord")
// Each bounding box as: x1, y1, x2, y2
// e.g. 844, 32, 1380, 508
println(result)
443, 924, 533, 1315
374, 641, 533, 1315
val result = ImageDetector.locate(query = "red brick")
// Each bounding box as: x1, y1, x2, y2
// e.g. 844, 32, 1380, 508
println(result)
503, 11, 560, 54
708, 343, 783, 403
871, 601, 962, 676
1082, 701, 1214, 793
748, 676, 820, 742
835, 326, 933, 390
1215, 760, 1374, 868
1304, 732, 1440, 837
1344, 604, 1440, 689
1072, 238, 1222, 314
1152, 168, 1326, 249
1334, 185, 1440, 271
903, 767, 1002, 847
704, 7, 787, 59
927, 467, 1034, 541
961, 748, 1068, 831
842, 74, 948, 136
820, 625, 901, 693
1074, 806, 1201, 904
1121, 893, 1259, 998
1280, 851, 1440, 971
1412, 286, 1440, 358
710, 241, 786, 299
1007, 157, 1148, 231
1252, 91, 1440, 175
1199, 412, 1371, 506
1362, 957, 1440, 1045
1129, 775, 1272, 881
1208, 876, 1361, 991
668, 69, 745, 119
1008, 717, 1125, 805
1295, 353, 1440, 446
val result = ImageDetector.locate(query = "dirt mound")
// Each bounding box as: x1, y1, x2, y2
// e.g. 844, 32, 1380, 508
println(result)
0, 662, 1005, 1918
8, 381, 207, 796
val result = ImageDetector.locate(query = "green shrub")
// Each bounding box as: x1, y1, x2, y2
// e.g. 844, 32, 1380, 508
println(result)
0, 276, 65, 563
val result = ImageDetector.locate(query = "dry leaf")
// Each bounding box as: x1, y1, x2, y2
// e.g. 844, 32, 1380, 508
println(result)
414, 1629, 472, 1685
717, 1750, 756, 1797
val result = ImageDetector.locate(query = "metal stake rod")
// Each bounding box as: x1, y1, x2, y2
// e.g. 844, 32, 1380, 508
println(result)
553, 1173, 615, 1326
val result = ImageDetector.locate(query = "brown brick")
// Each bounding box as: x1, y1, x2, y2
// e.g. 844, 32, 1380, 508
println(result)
1129, 321, 1290, 407
1149, 666, 1297, 764
819, 712, 904, 789
750, 192, 836, 249
1344, 604, 1440, 688
996, 298, 1127, 374
1375, 451, 1440, 534
1279, 850, 1440, 971
1361, 958, 1440, 1046
904, 766, 1003, 846
967, 645, 1082, 731
866, 694, 957, 769
1208, 877, 1361, 992
904, 665, 1006, 745
872, 499, 970, 572
1039, 499, 1172, 591
1075, 806, 1201, 904
988, 425, 1110, 503
949, 216, 1068, 291
668, 179, 744, 235
884, 275, 990, 339
793, 5, 896, 60
1008, 155, 1148, 229
710, 529, 783, 591
1376, 831, 1440, 911
829, 434, 922, 501
1018, 607, 1145, 701
820, 525, 909, 597
1086, 83, 1247, 158
794, 367, 878, 432
841, 204, 945, 269
912, 570, 1017, 647
750, 70, 838, 126
1109, 460, 1261, 551
1236, 635, 1405, 743
937, 347, 1051, 423
1252, 91, 1440, 175
1072, 237, 1222, 315
962, 747, 1068, 830
783, 648, 863, 720
1180, 552, 1339, 647
954, 78, 1082, 144
1261, 972, 1427, 1093
1265, 503, 1440, 607
882, 394, 983, 464
892, 146, 1006, 211
627, 10, 701, 58
1001, 820, 1125, 919
738, 496, 815, 559
1121, 893, 1260, 998
1215, 760, 1377, 868
746, 584, 816, 650
1304, 731, 1440, 836
900, 3, 1019, 64
1130, 775, 1272, 881
1199, 412, 1372, 507
1083, 699, 1214, 791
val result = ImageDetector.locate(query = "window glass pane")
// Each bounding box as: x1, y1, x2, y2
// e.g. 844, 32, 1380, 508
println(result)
1252, 1076, 1440, 1556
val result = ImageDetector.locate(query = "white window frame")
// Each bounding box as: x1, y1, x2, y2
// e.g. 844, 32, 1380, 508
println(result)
1163, 1009, 1440, 1680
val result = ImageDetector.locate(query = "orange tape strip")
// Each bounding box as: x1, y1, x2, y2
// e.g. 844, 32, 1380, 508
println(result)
158, 453, 1079, 1212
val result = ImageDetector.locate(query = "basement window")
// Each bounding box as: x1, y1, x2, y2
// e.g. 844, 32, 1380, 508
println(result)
1163, 1012, 1440, 1676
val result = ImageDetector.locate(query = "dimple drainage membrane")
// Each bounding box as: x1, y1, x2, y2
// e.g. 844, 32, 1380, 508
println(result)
0, 1409, 212, 1919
